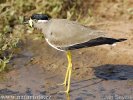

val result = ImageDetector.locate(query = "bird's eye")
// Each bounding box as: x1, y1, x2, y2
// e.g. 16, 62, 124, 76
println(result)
34, 19, 38, 22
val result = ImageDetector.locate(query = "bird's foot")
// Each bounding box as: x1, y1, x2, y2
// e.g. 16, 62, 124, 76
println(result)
58, 90, 70, 94
57, 82, 67, 86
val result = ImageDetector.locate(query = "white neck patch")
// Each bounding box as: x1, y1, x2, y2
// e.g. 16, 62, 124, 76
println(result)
38, 20, 48, 23
45, 38, 64, 51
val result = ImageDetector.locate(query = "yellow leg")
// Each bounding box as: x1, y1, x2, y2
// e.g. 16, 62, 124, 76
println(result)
58, 57, 70, 86
58, 51, 71, 86
66, 56, 72, 93
58, 51, 72, 94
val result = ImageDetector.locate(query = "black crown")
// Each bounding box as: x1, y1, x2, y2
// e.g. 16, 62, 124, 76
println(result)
31, 14, 50, 20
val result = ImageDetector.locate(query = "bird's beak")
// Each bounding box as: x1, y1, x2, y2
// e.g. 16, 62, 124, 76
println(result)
23, 20, 29, 24
28, 18, 33, 27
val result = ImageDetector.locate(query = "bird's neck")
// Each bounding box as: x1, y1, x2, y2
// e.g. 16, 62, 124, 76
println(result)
33, 21, 50, 38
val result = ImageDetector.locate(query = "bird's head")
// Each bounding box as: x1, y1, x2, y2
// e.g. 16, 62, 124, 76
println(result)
28, 14, 50, 27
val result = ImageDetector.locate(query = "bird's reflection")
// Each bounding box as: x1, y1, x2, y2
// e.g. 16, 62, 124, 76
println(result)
66, 93, 70, 100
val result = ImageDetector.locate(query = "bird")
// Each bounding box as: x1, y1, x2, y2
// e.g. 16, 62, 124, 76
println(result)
27, 14, 126, 94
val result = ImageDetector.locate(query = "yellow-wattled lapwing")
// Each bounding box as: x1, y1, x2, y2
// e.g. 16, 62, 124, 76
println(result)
27, 14, 126, 94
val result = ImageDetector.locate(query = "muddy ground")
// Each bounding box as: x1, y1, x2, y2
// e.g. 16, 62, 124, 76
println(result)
0, 20, 132, 100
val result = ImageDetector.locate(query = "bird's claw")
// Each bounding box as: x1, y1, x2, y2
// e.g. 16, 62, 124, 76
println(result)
57, 82, 66, 86
58, 90, 69, 94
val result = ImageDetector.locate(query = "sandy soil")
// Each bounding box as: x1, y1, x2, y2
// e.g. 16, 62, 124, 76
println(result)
0, 20, 133, 100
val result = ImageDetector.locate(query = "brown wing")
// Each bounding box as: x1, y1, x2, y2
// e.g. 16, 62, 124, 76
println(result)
48, 19, 106, 47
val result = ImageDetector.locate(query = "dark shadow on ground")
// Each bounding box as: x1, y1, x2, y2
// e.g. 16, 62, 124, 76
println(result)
0, 88, 19, 95
94, 64, 133, 80
70, 79, 103, 92
0, 88, 47, 96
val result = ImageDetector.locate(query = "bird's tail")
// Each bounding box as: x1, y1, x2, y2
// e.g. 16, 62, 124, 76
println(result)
117, 38, 127, 42
65, 37, 127, 50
